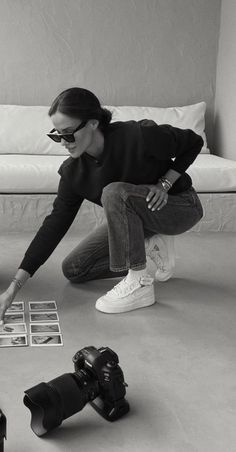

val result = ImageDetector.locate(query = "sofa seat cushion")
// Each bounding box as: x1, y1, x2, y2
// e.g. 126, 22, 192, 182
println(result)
188, 154, 236, 192
0, 154, 64, 193
0, 154, 236, 194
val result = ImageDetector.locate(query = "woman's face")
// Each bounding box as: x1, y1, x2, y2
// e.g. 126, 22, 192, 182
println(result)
51, 112, 98, 159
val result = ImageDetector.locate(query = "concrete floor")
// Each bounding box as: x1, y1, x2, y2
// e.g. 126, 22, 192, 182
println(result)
0, 231, 236, 452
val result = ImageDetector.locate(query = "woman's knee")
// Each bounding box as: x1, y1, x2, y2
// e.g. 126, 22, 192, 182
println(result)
101, 182, 125, 205
61, 255, 85, 283
61, 256, 73, 280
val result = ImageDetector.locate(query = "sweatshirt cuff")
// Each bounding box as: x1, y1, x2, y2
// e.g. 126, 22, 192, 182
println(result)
19, 257, 42, 277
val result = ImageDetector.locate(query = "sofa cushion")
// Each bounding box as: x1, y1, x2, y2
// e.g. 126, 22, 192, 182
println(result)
0, 154, 235, 194
0, 102, 208, 155
107, 101, 209, 153
0, 105, 67, 156
187, 154, 236, 192
0, 155, 64, 193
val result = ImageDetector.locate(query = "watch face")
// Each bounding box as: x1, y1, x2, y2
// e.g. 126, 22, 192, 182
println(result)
160, 178, 172, 191
161, 181, 169, 191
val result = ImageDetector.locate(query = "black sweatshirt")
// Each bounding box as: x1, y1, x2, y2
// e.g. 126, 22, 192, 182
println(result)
20, 119, 203, 275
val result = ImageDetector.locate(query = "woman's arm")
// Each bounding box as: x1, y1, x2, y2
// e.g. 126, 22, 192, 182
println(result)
159, 168, 181, 186
19, 176, 83, 276
140, 120, 204, 173
0, 175, 83, 323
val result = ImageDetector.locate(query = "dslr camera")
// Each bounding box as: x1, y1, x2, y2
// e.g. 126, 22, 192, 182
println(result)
24, 346, 129, 436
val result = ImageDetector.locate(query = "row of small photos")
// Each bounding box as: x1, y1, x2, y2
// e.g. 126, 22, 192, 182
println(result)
0, 301, 63, 347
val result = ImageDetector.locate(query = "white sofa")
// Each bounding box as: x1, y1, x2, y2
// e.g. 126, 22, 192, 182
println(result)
0, 102, 236, 234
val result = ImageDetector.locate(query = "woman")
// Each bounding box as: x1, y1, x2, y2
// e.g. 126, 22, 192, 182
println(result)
0, 87, 203, 319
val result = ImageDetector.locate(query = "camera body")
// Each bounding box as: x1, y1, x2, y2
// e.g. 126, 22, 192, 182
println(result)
73, 346, 129, 421
24, 345, 129, 436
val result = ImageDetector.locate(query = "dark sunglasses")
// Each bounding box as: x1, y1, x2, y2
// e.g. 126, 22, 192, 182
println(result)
47, 120, 87, 143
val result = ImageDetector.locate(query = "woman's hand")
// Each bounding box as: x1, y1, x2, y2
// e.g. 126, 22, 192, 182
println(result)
0, 270, 30, 324
145, 183, 168, 211
0, 290, 14, 324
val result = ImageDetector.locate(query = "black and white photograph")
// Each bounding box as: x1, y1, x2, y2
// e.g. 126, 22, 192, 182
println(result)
30, 323, 60, 334
6, 301, 24, 312
0, 335, 28, 347
29, 312, 59, 323
30, 334, 63, 346
4, 313, 25, 324
29, 301, 57, 311
0, 323, 27, 334
0, 0, 235, 451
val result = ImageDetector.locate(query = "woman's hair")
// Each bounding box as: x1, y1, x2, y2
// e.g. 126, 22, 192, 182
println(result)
48, 87, 112, 132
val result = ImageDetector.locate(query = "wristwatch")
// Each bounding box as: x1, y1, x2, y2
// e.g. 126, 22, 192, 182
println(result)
159, 177, 172, 192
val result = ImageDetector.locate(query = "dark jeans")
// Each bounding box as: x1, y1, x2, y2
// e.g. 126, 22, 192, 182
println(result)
62, 182, 203, 283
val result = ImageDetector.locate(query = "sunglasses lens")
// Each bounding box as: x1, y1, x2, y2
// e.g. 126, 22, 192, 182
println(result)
47, 134, 61, 143
63, 135, 75, 143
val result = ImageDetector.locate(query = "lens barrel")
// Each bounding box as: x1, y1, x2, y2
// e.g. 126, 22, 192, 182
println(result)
24, 371, 98, 436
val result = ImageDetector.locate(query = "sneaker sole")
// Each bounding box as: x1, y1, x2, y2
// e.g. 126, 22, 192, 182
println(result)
95, 287, 156, 314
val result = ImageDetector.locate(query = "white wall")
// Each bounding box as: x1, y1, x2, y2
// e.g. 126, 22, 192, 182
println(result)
214, 0, 236, 160
0, 0, 221, 149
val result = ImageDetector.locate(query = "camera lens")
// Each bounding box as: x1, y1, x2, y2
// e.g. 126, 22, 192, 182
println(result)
24, 370, 99, 436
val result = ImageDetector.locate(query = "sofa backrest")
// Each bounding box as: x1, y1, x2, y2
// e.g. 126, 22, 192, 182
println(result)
0, 101, 208, 155
108, 102, 208, 153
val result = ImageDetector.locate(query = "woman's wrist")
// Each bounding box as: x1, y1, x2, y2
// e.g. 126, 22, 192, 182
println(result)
158, 177, 172, 192
6, 281, 20, 298
6, 270, 30, 297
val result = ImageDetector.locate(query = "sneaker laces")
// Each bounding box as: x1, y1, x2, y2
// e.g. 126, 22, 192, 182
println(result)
107, 277, 139, 297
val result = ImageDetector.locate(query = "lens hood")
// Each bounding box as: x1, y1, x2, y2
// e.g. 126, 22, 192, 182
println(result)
24, 382, 63, 436
24, 373, 87, 436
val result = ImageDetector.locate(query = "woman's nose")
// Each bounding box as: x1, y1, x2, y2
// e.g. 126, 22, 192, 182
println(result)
61, 138, 67, 147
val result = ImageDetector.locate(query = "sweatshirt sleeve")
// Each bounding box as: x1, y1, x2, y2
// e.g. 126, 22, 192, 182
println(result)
140, 120, 204, 173
19, 175, 83, 276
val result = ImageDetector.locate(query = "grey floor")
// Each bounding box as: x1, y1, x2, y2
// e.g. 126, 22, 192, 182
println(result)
0, 231, 236, 452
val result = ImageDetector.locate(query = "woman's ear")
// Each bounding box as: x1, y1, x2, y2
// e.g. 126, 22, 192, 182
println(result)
89, 119, 99, 130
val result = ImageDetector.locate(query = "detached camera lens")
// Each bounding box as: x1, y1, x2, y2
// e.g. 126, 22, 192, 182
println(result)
24, 371, 99, 436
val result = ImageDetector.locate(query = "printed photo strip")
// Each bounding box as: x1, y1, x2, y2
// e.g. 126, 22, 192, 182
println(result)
4, 313, 25, 324
30, 323, 61, 334
0, 323, 27, 334
0, 335, 28, 347
30, 334, 63, 346
7, 302, 24, 312
29, 301, 57, 311
30, 312, 59, 323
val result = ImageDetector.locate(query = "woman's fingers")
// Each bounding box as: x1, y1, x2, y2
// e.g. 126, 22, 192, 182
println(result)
148, 192, 168, 211
146, 186, 168, 211
155, 197, 168, 211
146, 188, 156, 203
147, 194, 160, 209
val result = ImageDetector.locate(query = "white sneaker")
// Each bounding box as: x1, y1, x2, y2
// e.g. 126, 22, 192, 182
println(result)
95, 275, 156, 314
145, 235, 175, 282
